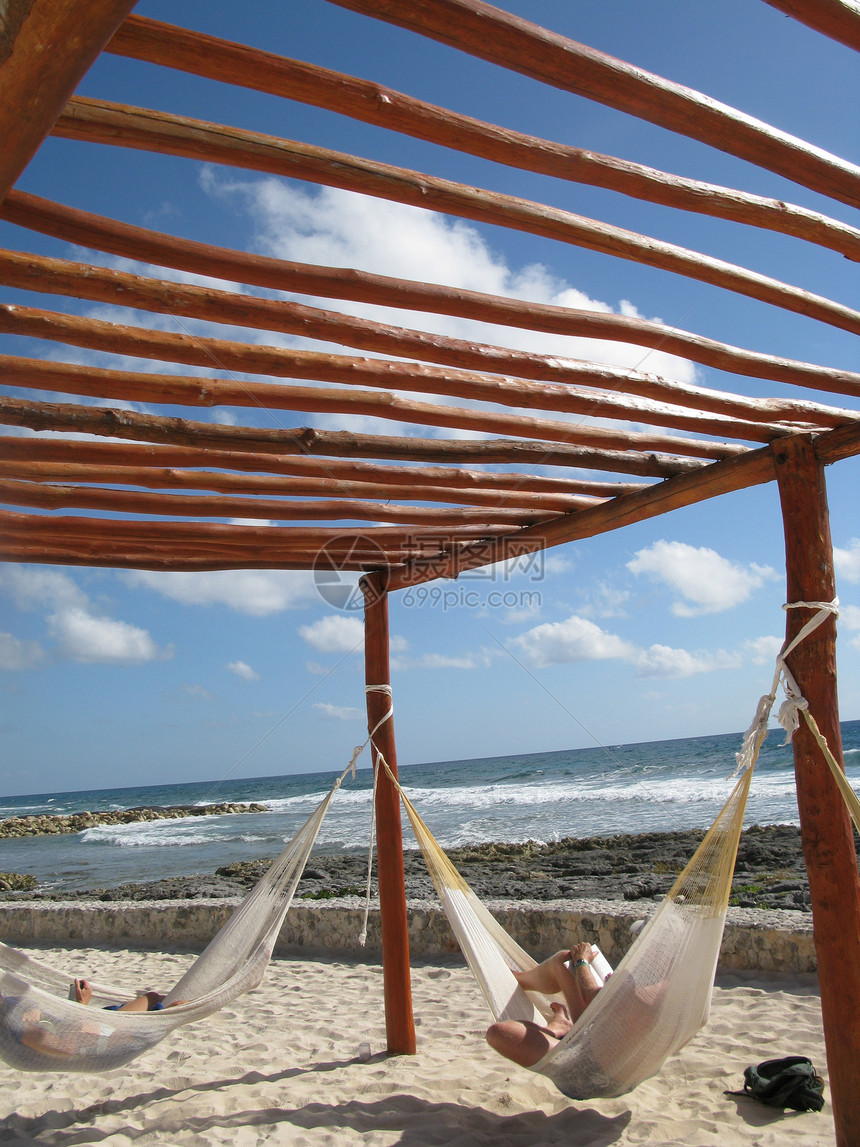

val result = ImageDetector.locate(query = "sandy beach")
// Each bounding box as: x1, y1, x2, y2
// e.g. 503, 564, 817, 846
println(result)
0, 943, 834, 1146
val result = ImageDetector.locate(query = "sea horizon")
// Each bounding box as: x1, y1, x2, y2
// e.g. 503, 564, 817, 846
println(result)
2, 721, 858, 895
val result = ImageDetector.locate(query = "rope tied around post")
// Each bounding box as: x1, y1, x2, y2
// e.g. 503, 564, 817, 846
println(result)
358, 684, 394, 946
733, 598, 839, 777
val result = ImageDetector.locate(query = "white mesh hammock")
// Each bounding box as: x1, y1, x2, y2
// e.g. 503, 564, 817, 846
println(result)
0, 764, 349, 1073
387, 600, 844, 1100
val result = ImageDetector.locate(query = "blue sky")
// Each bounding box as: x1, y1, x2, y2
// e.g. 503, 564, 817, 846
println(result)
1, 0, 859, 797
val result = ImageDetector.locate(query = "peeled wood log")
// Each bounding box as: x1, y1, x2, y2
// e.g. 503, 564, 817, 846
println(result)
7, 192, 859, 398
762, 0, 860, 53
0, 477, 563, 526
0, 461, 597, 513
0, 394, 706, 479
0, 319, 750, 459
105, 15, 860, 262
51, 98, 860, 336
385, 445, 778, 590
5, 249, 857, 426
0, 435, 644, 498
0, 0, 136, 202
0, 546, 395, 572
330, 0, 860, 210
0, 510, 506, 546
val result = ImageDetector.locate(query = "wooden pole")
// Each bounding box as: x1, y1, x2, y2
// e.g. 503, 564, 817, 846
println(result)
362, 572, 416, 1055
773, 434, 860, 1147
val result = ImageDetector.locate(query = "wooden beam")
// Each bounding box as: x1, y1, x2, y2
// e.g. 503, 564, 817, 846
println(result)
0, 476, 562, 526
0, 320, 748, 459
0, 0, 136, 203
385, 443, 779, 591
762, 0, 860, 54
105, 15, 860, 260
8, 191, 859, 397
362, 573, 416, 1055
0, 394, 703, 478
0, 434, 646, 499
0, 460, 598, 514
330, 0, 860, 209
51, 98, 860, 336
773, 435, 860, 1147
4, 250, 856, 425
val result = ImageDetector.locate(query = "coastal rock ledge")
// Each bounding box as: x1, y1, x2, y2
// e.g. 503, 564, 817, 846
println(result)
0, 803, 267, 838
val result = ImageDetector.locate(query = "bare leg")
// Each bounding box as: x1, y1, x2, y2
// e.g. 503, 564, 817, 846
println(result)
514, 944, 601, 1022
486, 1002, 573, 1068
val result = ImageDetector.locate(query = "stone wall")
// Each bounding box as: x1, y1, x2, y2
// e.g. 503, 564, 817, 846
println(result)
0, 897, 817, 974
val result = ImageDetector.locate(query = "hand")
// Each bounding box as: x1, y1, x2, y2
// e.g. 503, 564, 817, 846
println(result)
569, 942, 594, 963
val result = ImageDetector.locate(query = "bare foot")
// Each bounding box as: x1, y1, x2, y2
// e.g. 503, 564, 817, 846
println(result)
73, 978, 92, 1006
544, 1001, 573, 1039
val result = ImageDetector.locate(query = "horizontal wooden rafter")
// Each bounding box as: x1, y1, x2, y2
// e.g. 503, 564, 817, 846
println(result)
6, 191, 857, 396
5, 250, 858, 426
0, 460, 600, 513
0, 395, 702, 477
50, 98, 860, 336
0, 477, 567, 525
0, 322, 751, 458
762, 0, 860, 53
330, 0, 860, 209
104, 15, 860, 260
0, 435, 645, 498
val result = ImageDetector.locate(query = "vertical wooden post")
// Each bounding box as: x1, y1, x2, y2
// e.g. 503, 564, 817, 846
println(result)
361, 570, 416, 1055
773, 436, 860, 1147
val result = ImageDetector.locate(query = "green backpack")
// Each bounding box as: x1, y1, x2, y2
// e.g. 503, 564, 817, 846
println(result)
729, 1056, 825, 1113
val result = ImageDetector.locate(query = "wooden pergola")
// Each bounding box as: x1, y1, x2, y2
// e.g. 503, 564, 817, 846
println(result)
1, 1, 859, 1140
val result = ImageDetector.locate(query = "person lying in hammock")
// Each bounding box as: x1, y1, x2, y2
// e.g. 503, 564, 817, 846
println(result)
485, 943, 603, 1067
71, 977, 185, 1012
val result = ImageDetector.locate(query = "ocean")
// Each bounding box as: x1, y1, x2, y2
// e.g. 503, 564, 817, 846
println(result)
2, 722, 859, 895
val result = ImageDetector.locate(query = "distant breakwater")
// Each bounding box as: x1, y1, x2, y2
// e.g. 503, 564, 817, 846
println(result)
0, 802, 267, 839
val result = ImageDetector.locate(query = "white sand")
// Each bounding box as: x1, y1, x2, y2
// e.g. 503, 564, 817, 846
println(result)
0, 945, 834, 1146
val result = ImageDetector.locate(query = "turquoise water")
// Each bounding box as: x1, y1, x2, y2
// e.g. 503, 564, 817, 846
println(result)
1, 722, 858, 894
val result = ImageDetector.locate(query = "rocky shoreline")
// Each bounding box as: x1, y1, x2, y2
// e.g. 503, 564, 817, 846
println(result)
0, 822, 846, 911
0, 802, 267, 840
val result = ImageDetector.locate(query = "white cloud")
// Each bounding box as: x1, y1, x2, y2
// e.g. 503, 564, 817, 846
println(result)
0, 565, 168, 667
509, 615, 636, 668
840, 605, 860, 650
0, 565, 87, 613
125, 570, 319, 616
627, 540, 776, 616
182, 683, 212, 701
226, 660, 260, 682
633, 644, 741, 678
48, 607, 170, 665
312, 702, 363, 721
742, 635, 784, 665
0, 632, 45, 671
298, 615, 364, 654
202, 174, 699, 387
835, 539, 860, 583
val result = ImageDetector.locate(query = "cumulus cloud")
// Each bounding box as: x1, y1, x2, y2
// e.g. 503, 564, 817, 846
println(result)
742, 635, 784, 665
0, 565, 168, 667
0, 633, 45, 671
627, 540, 776, 616
840, 604, 860, 650
312, 702, 363, 721
298, 615, 365, 654
509, 615, 636, 668
201, 174, 699, 387
48, 607, 169, 665
226, 660, 260, 682
125, 570, 319, 616
835, 539, 860, 583
633, 644, 741, 678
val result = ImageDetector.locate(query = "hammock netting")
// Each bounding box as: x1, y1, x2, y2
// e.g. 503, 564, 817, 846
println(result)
400, 766, 754, 1099
0, 771, 343, 1072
